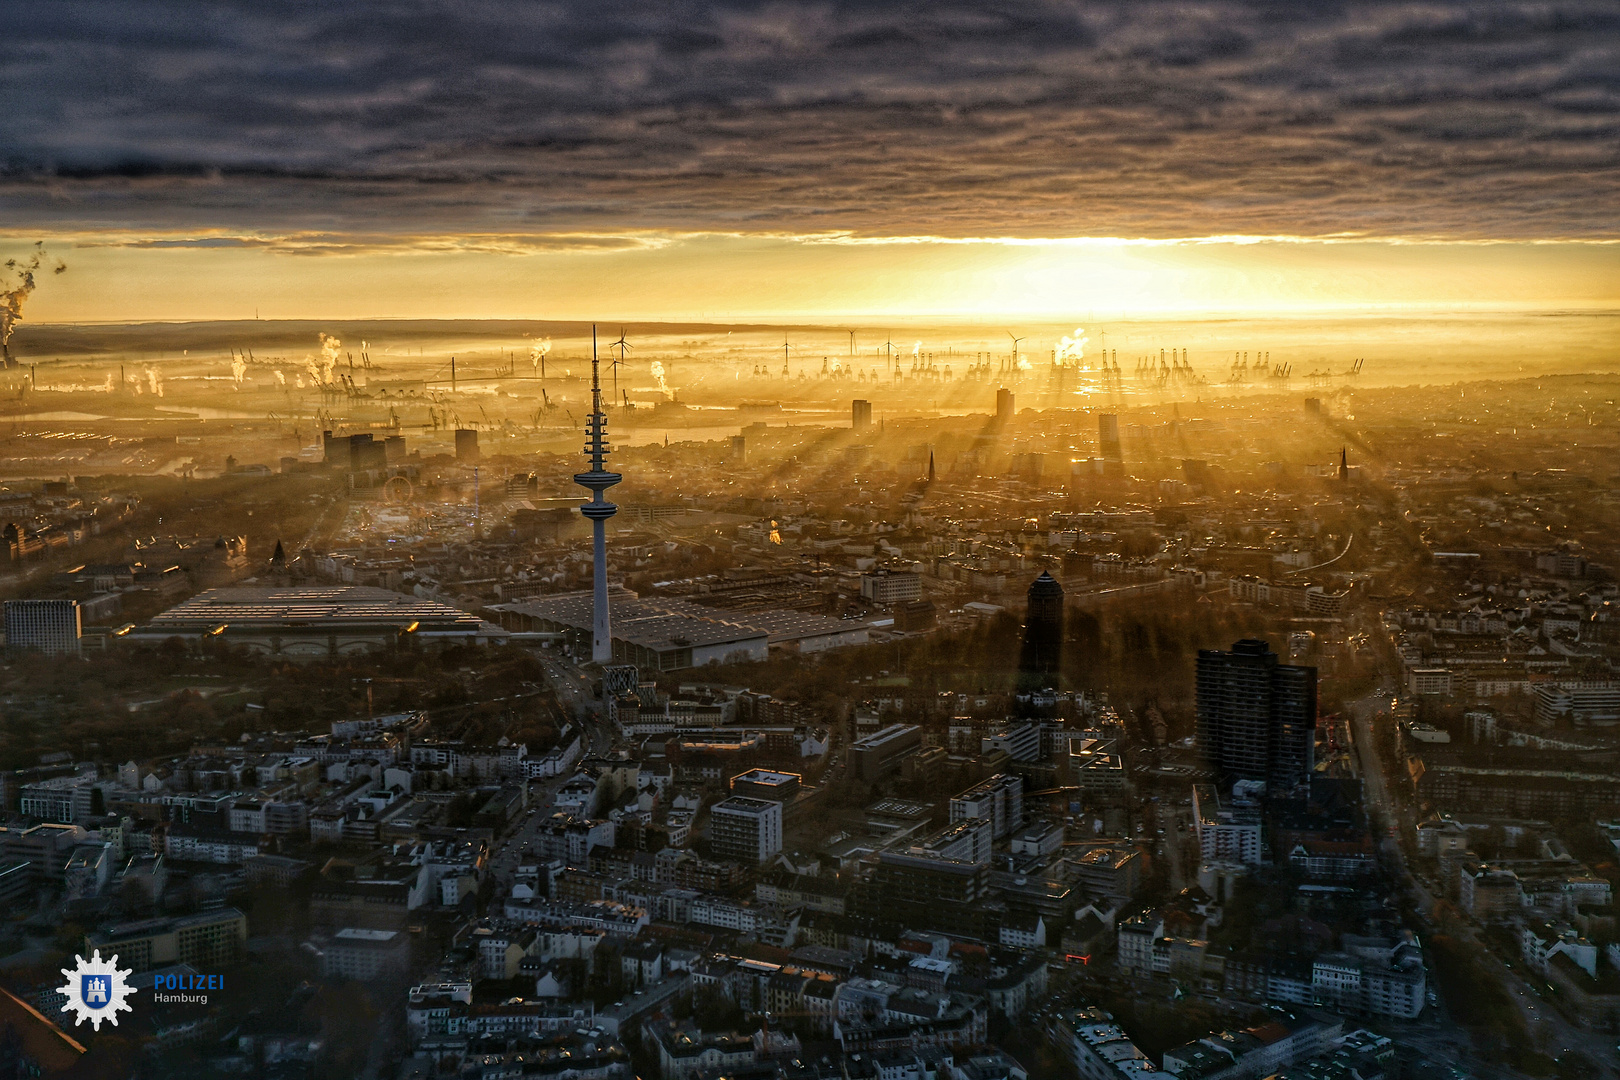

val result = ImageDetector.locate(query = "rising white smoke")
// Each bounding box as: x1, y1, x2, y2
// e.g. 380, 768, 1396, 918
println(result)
0, 243, 66, 367
1056, 327, 1089, 365
529, 336, 551, 373
650, 360, 671, 399
145, 366, 163, 396
231, 350, 247, 384
274, 370, 286, 386
318, 333, 341, 384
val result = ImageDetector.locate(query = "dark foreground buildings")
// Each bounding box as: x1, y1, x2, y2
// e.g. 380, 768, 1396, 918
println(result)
1019, 571, 1065, 686
1196, 638, 1316, 792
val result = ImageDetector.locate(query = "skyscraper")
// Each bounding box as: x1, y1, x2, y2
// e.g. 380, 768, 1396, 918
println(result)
996, 388, 1015, 423
1098, 413, 1121, 462
574, 328, 621, 664
1196, 639, 1316, 792
851, 398, 873, 432
1019, 571, 1064, 685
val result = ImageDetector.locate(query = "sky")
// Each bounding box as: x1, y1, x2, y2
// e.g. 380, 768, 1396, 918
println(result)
3, 1, 1618, 320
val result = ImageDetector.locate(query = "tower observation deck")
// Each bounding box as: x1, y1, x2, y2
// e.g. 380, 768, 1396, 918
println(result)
574, 327, 621, 664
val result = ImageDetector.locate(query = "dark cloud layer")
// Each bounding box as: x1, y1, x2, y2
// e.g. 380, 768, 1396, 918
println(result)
2, 1, 1617, 242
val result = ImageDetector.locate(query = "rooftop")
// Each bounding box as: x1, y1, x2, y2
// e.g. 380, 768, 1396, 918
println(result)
714, 796, 779, 816
142, 586, 500, 636
497, 590, 779, 651
731, 768, 801, 787
851, 724, 921, 750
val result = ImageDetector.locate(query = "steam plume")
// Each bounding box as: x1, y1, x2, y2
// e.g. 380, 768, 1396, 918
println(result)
650, 360, 671, 399
318, 333, 341, 384
0, 243, 66, 369
1056, 327, 1089, 365
529, 336, 551, 373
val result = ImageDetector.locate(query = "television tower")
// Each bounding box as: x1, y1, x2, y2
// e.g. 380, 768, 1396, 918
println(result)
575, 326, 621, 664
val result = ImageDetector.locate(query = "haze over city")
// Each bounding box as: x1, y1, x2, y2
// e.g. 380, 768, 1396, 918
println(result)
0, 4, 1617, 1080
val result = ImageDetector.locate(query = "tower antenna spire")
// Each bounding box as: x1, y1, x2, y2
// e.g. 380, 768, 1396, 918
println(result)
576, 324, 621, 663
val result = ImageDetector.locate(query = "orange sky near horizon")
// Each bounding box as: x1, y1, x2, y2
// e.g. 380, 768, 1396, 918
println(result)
8, 233, 1618, 325
7, 4, 1619, 329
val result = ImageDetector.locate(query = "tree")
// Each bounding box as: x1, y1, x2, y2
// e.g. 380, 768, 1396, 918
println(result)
306, 982, 378, 1079
54, 921, 86, 956
690, 986, 744, 1030
445, 792, 476, 828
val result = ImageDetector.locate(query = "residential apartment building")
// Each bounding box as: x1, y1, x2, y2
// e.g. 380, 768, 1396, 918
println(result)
86, 908, 248, 973
708, 797, 783, 865
949, 773, 1024, 840
3, 599, 82, 656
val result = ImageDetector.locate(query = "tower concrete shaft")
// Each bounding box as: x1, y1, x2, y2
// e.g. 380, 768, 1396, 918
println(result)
574, 326, 621, 664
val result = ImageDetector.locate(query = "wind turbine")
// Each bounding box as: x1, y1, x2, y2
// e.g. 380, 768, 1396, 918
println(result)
608, 329, 632, 400
883, 332, 896, 374
1008, 332, 1027, 373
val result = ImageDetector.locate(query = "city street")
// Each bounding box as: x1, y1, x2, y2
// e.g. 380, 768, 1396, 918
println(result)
1347, 686, 1618, 1079
1345, 691, 1413, 885
484, 648, 616, 892
533, 649, 614, 757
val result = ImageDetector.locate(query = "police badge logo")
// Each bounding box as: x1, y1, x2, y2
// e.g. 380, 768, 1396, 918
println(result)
58, 950, 134, 1030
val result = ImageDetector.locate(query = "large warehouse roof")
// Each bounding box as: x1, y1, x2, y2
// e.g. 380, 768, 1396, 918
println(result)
146, 586, 493, 633
126, 586, 507, 656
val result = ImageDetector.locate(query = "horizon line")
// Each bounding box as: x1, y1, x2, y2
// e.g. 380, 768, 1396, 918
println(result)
21, 302, 1620, 329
